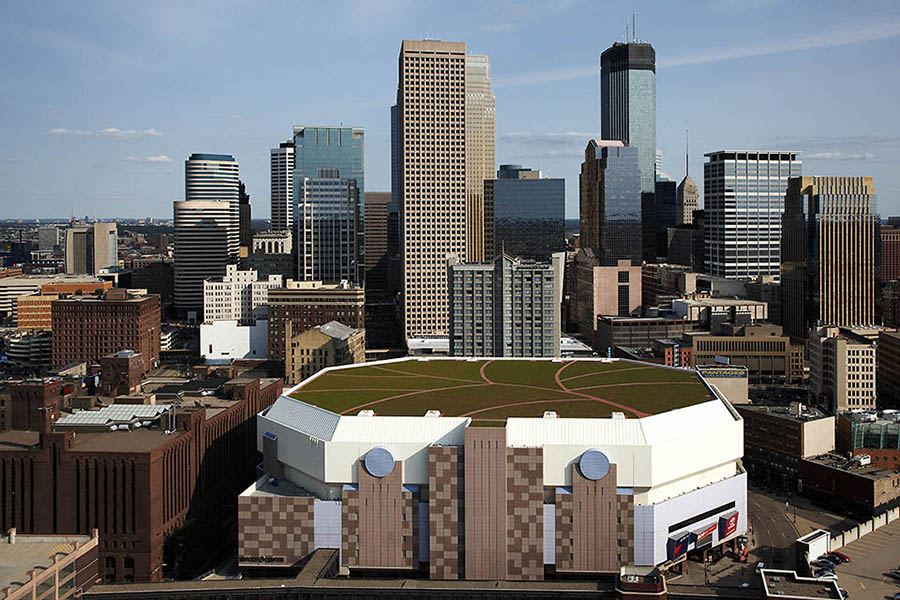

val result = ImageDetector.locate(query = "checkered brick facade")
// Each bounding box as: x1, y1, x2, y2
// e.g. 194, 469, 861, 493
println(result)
616, 493, 635, 565
506, 447, 544, 580
428, 445, 463, 579
341, 487, 359, 568
238, 493, 315, 567
555, 489, 575, 571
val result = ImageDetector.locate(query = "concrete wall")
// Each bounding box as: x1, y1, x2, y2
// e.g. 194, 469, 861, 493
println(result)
830, 506, 900, 549
200, 319, 267, 364
801, 416, 836, 458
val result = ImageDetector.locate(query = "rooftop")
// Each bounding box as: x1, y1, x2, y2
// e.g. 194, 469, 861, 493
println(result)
805, 453, 900, 481
286, 358, 714, 427
736, 403, 830, 423
760, 569, 841, 599
0, 533, 93, 592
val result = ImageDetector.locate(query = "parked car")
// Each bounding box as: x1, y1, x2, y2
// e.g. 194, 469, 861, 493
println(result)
816, 572, 838, 582
827, 551, 851, 563
755, 561, 765, 574
811, 559, 834, 569
838, 587, 849, 599
889, 569, 900, 581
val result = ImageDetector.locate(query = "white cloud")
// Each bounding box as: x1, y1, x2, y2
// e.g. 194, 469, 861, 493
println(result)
483, 23, 517, 33
230, 114, 246, 120
499, 131, 598, 158
495, 17, 900, 88
123, 155, 172, 163
49, 127, 163, 138
807, 152, 876, 160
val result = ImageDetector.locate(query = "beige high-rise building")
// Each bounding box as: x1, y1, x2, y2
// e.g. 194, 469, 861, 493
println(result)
782, 176, 877, 342
676, 175, 699, 225
398, 40, 468, 338
809, 326, 877, 413
465, 54, 495, 262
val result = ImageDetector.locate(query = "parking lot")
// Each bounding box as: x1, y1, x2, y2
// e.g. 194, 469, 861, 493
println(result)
829, 517, 900, 599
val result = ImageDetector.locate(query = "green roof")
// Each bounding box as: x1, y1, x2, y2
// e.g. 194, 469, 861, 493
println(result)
289, 359, 714, 426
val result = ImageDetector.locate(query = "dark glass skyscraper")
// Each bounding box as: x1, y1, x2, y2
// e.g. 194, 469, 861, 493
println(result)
579, 140, 642, 266
600, 41, 656, 261
296, 174, 359, 283
484, 164, 565, 261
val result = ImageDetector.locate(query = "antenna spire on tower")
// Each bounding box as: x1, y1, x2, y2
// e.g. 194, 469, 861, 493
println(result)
632, 12, 636, 42
685, 129, 690, 178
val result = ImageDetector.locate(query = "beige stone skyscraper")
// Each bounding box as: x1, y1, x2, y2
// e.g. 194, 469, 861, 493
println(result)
465, 54, 495, 262
676, 175, 699, 225
782, 176, 878, 343
398, 40, 467, 338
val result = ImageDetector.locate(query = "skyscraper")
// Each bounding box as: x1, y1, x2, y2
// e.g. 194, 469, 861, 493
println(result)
292, 126, 364, 214
363, 192, 391, 295
398, 40, 467, 338
465, 54, 495, 263
600, 41, 656, 261
64, 222, 117, 275
296, 173, 360, 283
579, 140, 642, 266
704, 150, 801, 280
184, 153, 241, 204
173, 199, 239, 316
676, 176, 699, 226
239, 180, 252, 253
782, 176, 878, 342
447, 252, 564, 357
484, 164, 565, 261
270, 141, 294, 232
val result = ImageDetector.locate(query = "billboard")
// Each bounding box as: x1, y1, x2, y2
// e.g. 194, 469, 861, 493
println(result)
667, 531, 691, 561
719, 511, 739, 539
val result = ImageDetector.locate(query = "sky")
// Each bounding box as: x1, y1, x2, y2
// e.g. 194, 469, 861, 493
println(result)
1, 0, 899, 220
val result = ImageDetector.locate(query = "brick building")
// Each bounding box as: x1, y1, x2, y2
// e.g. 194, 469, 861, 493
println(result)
17, 281, 112, 330
0, 374, 282, 583
882, 224, 900, 283
267, 280, 364, 362
800, 453, 900, 518
51, 290, 160, 370
284, 321, 365, 385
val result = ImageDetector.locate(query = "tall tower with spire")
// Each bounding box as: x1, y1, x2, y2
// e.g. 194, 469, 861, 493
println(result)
676, 130, 699, 225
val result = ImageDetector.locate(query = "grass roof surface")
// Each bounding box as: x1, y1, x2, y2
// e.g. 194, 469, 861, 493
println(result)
289, 358, 714, 421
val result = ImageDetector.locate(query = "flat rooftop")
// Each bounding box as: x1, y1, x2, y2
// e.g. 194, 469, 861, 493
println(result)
760, 569, 841, 599
736, 404, 830, 423
0, 534, 92, 591
805, 453, 900, 481
289, 358, 714, 426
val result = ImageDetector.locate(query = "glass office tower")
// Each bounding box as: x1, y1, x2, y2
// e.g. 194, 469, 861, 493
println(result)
704, 150, 801, 280
296, 172, 360, 283
579, 141, 642, 266
484, 164, 565, 261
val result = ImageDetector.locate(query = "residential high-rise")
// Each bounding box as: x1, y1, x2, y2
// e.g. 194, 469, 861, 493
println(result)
579, 140, 642, 266
484, 165, 565, 261
465, 54, 495, 262
447, 253, 564, 357
173, 199, 239, 315
600, 41, 656, 261
704, 150, 801, 280
782, 176, 878, 342
398, 40, 467, 338
364, 192, 391, 296
270, 140, 295, 232
296, 174, 360, 283
64, 222, 118, 275
202, 264, 282, 324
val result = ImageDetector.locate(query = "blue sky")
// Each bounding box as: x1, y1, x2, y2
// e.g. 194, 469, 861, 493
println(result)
1, 0, 899, 220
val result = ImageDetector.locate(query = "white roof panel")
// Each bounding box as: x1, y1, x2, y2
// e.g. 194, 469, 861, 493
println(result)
331, 416, 469, 446
506, 417, 646, 447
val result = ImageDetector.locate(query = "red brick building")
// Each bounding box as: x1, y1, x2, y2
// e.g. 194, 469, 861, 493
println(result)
267, 281, 364, 361
882, 225, 900, 283
0, 375, 282, 583
51, 290, 160, 369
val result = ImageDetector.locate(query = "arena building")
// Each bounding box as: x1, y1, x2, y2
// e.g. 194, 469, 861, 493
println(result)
239, 357, 746, 581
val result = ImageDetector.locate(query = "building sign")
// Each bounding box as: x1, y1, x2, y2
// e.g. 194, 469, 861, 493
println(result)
667, 531, 691, 561
719, 511, 739, 539
693, 521, 718, 547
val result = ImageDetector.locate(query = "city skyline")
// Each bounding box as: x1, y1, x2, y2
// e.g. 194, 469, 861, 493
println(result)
1, 1, 898, 219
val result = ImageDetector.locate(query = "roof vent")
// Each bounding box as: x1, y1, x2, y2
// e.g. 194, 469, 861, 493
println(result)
611, 412, 626, 420
424, 410, 441, 418
543, 411, 558, 419
357, 409, 375, 417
